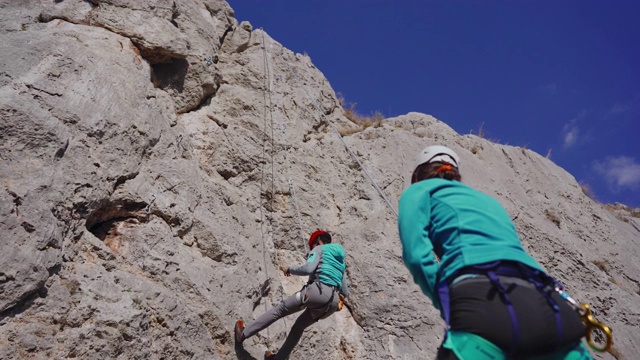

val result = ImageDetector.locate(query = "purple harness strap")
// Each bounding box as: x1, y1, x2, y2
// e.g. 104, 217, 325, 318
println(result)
437, 261, 564, 358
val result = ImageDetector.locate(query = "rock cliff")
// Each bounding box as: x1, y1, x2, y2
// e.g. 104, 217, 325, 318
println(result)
1, 1, 638, 359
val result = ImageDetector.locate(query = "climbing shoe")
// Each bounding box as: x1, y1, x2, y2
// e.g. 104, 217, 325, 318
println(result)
234, 320, 245, 344
264, 350, 277, 360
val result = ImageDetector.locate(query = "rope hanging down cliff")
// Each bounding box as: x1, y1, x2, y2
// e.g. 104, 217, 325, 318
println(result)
260, 29, 314, 249
271, 37, 398, 218
256, 29, 278, 338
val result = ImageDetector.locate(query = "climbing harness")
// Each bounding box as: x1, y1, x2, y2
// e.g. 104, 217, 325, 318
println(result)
307, 281, 339, 320
555, 288, 613, 352
437, 260, 613, 356
437, 261, 537, 356
294, 281, 337, 320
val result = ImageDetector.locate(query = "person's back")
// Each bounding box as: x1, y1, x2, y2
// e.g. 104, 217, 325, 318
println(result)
289, 242, 348, 296
400, 178, 544, 300
397, 145, 591, 359
314, 243, 347, 288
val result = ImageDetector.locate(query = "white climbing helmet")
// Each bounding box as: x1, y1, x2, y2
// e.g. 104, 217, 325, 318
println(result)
414, 145, 460, 170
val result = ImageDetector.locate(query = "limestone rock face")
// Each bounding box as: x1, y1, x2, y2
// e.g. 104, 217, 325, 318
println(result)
1, 1, 638, 359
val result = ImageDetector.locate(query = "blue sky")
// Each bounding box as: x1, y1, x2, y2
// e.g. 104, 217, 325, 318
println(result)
229, 1, 640, 207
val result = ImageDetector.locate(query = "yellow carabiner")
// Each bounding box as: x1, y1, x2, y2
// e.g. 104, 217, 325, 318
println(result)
579, 303, 613, 352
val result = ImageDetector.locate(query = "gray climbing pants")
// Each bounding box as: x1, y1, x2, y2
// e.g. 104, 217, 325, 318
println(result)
243, 281, 340, 359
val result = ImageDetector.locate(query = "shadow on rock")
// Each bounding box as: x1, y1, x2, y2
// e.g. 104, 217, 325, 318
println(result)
234, 342, 258, 360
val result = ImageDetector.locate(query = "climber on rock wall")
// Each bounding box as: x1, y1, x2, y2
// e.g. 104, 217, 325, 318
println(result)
397, 145, 594, 360
234, 230, 349, 360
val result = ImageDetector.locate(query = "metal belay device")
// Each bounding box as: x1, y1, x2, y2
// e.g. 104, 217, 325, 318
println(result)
555, 287, 613, 352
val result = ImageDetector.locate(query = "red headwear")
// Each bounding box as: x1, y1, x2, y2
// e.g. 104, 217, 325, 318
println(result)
308, 230, 328, 249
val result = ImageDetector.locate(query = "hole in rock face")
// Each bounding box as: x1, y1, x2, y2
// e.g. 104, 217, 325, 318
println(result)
85, 200, 146, 231
150, 58, 189, 93
86, 200, 147, 253
90, 217, 128, 241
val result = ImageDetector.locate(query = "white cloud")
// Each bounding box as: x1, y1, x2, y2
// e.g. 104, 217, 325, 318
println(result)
562, 119, 579, 148
608, 95, 640, 118
593, 156, 640, 191
609, 102, 632, 115
562, 111, 588, 149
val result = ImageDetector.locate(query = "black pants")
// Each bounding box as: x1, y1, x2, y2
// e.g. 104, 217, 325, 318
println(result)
443, 275, 586, 358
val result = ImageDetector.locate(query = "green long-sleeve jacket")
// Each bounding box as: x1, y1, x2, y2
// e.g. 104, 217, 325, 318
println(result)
398, 178, 544, 310
288, 243, 349, 297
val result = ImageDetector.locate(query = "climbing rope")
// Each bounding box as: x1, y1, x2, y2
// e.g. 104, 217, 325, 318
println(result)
287, 178, 307, 249
273, 45, 399, 218
260, 29, 303, 336
260, 29, 310, 251
254, 29, 403, 342
258, 29, 274, 338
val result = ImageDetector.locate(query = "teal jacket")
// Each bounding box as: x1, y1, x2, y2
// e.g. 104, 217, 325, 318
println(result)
289, 243, 349, 297
398, 178, 544, 310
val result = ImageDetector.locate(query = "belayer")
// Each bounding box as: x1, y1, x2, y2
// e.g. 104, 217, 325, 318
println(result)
235, 230, 349, 360
398, 145, 594, 359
